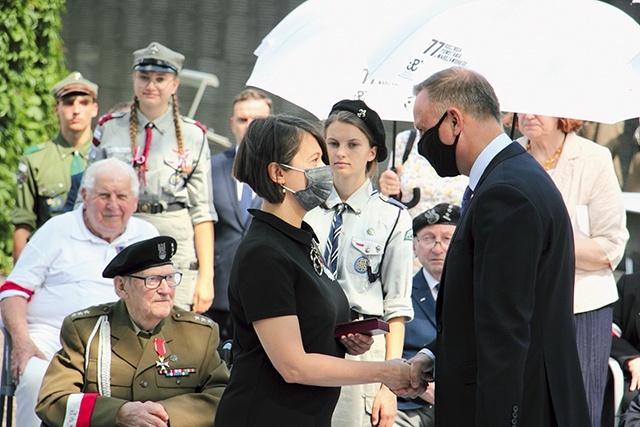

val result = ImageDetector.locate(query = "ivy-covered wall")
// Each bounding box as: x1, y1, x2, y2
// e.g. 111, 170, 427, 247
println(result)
0, 0, 68, 273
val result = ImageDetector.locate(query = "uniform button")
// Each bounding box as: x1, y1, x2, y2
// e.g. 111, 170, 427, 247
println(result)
365, 248, 370, 253
102, 307, 109, 312
176, 313, 181, 318
176, 379, 182, 385
512, 406, 518, 412
140, 381, 148, 388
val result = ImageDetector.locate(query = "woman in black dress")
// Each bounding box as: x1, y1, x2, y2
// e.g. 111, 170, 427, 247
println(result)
214, 115, 411, 427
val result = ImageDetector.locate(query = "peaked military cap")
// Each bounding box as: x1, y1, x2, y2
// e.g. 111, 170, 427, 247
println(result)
413, 203, 461, 234
52, 71, 98, 99
133, 42, 185, 74
103, 236, 178, 278
329, 99, 387, 162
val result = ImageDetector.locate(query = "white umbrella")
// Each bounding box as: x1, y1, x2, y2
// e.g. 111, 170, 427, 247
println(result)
368, 0, 640, 123
246, 0, 473, 121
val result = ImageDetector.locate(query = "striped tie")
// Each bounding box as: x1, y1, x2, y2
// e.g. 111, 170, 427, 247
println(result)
325, 203, 347, 274
461, 186, 473, 213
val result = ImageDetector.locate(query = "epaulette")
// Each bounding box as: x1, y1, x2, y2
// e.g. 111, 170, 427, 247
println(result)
23, 142, 47, 156
97, 111, 126, 126
181, 116, 207, 134
69, 304, 113, 320
172, 310, 215, 327
378, 192, 407, 210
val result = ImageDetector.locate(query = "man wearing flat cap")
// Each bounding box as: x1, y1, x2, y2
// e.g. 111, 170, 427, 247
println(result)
36, 236, 229, 427
11, 71, 99, 262
395, 203, 460, 427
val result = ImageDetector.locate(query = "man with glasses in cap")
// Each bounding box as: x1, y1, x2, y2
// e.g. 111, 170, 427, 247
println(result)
11, 71, 99, 262
395, 203, 459, 427
36, 235, 229, 427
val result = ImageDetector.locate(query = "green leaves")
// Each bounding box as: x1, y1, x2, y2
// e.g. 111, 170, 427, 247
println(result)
0, 0, 67, 273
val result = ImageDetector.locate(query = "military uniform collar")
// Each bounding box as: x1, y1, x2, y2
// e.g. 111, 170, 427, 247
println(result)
136, 105, 174, 136
324, 178, 375, 215
53, 132, 91, 152
251, 209, 316, 247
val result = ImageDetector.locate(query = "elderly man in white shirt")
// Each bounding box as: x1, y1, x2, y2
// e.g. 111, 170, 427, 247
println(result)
0, 158, 158, 427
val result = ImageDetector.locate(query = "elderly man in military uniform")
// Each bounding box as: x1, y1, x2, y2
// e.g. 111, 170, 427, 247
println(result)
36, 236, 229, 427
0, 158, 157, 427
11, 71, 99, 262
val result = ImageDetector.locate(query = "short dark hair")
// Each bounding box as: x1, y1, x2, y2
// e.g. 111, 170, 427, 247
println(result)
234, 115, 327, 204
232, 88, 274, 115
413, 67, 501, 123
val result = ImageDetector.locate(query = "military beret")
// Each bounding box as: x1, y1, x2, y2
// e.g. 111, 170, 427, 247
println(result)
52, 71, 98, 99
329, 99, 387, 162
413, 203, 461, 234
133, 42, 185, 74
103, 236, 177, 278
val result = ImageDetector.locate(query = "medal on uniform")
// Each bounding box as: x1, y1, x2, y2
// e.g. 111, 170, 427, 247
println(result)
154, 338, 170, 374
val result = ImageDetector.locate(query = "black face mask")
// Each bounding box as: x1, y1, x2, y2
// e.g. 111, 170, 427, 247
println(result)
417, 111, 461, 177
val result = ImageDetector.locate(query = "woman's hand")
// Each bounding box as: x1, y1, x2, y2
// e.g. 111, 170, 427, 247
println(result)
339, 333, 374, 355
191, 275, 214, 313
371, 385, 398, 427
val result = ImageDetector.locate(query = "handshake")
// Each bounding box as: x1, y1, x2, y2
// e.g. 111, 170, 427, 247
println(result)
382, 351, 435, 399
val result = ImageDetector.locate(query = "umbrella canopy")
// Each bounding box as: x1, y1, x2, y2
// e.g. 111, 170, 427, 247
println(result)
246, 0, 473, 121
368, 0, 640, 123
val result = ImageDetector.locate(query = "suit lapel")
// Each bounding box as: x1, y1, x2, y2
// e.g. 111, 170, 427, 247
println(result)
412, 272, 437, 329
221, 150, 245, 225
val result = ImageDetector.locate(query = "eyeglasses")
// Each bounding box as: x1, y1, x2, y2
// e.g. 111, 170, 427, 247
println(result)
127, 272, 182, 289
414, 235, 452, 250
135, 74, 176, 90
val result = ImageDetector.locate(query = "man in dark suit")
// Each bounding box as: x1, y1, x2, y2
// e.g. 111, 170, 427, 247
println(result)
396, 203, 459, 427
397, 67, 590, 426
205, 89, 272, 342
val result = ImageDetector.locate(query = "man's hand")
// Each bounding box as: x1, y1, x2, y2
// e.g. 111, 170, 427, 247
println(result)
191, 275, 213, 313
628, 357, 640, 391
11, 335, 45, 383
115, 401, 169, 427
378, 168, 402, 197
371, 385, 398, 427
339, 333, 374, 356
393, 352, 434, 399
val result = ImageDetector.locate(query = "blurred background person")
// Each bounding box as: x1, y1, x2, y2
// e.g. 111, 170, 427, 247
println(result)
0, 158, 157, 427
517, 113, 629, 427
306, 100, 413, 427
90, 41, 216, 313
205, 88, 272, 343
11, 71, 98, 262
214, 114, 411, 427
395, 203, 460, 427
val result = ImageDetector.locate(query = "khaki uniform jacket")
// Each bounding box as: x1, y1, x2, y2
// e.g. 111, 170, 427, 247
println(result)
36, 300, 229, 427
11, 133, 91, 230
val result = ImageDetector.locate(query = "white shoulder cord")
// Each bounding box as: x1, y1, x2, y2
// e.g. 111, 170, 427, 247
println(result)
84, 314, 112, 396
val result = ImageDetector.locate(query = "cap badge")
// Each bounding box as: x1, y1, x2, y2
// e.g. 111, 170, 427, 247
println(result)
357, 109, 367, 118
73, 72, 83, 81
424, 210, 440, 225
158, 242, 167, 260
150, 44, 159, 55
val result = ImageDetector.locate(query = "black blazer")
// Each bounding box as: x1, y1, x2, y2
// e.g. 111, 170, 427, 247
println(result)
210, 149, 262, 312
434, 141, 590, 426
612, 273, 640, 367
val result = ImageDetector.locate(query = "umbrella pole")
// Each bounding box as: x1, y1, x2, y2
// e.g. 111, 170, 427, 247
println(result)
509, 113, 517, 140
391, 120, 397, 171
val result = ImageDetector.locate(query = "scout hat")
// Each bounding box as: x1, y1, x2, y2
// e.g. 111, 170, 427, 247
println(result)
329, 99, 388, 162
132, 42, 185, 74
413, 203, 461, 234
52, 71, 98, 99
103, 236, 178, 278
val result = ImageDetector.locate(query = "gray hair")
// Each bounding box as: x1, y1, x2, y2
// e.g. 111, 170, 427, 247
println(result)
413, 67, 501, 123
82, 158, 139, 197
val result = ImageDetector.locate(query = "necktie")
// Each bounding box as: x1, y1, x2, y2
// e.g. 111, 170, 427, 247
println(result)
433, 283, 440, 300
325, 203, 347, 274
70, 150, 85, 175
239, 182, 253, 224
461, 186, 473, 213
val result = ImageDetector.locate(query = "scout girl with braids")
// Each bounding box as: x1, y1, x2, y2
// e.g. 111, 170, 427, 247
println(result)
89, 42, 216, 313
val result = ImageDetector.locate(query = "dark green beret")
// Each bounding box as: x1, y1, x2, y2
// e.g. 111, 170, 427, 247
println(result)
52, 71, 98, 99
133, 42, 185, 74
413, 203, 461, 234
329, 99, 387, 162
102, 236, 177, 278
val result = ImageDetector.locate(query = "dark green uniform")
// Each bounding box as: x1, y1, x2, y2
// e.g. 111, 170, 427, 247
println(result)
36, 299, 229, 427
11, 133, 91, 231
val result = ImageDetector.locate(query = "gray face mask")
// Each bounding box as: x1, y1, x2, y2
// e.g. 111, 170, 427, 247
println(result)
280, 164, 333, 211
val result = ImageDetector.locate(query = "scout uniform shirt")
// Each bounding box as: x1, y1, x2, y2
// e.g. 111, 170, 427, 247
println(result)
11, 133, 90, 231
36, 300, 229, 427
